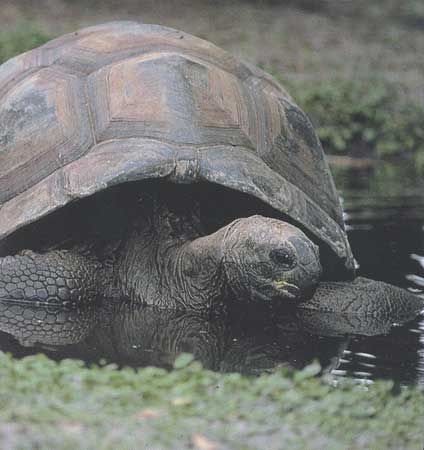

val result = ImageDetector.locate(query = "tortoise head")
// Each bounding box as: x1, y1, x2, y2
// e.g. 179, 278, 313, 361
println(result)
221, 216, 322, 304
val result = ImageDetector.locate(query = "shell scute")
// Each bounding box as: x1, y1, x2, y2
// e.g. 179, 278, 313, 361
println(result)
0, 67, 94, 205
87, 52, 253, 149
0, 22, 354, 276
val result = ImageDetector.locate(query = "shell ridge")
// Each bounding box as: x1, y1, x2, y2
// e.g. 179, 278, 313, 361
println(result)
0, 21, 354, 277
83, 78, 97, 146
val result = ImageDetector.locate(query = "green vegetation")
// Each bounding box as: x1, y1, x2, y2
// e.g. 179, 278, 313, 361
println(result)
0, 23, 51, 64
282, 77, 424, 171
0, 352, 422, 449
282, 0, 424, 28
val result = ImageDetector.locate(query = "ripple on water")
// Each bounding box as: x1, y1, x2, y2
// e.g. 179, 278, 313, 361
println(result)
327, 162, 424, 385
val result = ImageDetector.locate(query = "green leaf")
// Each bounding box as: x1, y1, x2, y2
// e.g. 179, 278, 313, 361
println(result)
173, 353, 195, 369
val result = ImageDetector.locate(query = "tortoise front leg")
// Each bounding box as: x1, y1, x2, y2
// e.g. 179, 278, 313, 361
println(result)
300, 277, 423, 318
0, 250, 103, 305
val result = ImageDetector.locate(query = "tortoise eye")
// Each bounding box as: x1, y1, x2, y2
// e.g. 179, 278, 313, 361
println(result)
269, 248, 296, 269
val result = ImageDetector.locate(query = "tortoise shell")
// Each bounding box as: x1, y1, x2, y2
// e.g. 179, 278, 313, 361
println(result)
0, 21, 354, 277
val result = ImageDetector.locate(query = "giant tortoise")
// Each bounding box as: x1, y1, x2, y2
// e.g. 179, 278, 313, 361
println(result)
0, 22, 421, 316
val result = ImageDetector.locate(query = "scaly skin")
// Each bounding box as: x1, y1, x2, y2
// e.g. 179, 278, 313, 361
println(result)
0, 197, 322, 311
0, 192, 421, 316
299, 277, 423, 319
0, 251, 102, 305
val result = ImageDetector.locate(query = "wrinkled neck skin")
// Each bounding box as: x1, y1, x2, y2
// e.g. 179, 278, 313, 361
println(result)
116, 206, 227, 312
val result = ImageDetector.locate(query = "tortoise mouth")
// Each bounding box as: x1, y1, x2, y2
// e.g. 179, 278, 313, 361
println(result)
250, 281, 302, 304
272, 280, 301, 300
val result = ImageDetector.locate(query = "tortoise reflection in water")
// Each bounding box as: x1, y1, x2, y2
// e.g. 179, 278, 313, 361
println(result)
0, 298, 418, 376
0, 22, 421, 316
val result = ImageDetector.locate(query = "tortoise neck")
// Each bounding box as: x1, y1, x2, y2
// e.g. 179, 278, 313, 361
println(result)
164, 229, 227, 311
117, 200, 227, 310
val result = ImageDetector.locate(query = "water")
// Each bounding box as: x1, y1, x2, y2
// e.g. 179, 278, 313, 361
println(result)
0, 161, 423, 384
332, 160, 424, 385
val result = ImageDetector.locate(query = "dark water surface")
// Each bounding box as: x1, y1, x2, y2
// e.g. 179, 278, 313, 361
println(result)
0, 161, 423, 385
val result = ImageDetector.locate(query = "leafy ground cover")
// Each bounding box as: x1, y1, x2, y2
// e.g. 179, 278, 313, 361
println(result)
0, 352, 422, 450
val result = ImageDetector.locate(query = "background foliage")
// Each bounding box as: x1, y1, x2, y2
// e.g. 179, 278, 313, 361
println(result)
0, 23, 50, 63
2, 3, 423, 171
283, 77, 424, 170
